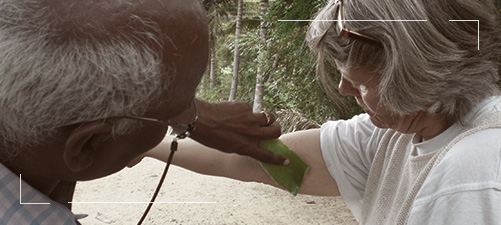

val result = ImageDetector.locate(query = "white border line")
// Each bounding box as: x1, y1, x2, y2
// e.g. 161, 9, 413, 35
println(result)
19, 174, 50, 205
449, 20, 480, 50
278, 19, 428, 22
20, 20, 479, 207
279, 19, 480, 50
69, 202, 218, 204
19, 174, 218, 205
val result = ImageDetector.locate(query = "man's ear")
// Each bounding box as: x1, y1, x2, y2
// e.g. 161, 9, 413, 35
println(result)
63, 121, 113, 172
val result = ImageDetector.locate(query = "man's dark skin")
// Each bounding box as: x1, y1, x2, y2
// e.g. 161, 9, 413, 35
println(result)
2, 0, 286, 212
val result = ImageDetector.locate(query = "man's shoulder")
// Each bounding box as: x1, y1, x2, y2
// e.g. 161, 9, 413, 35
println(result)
0, 163, 77, 225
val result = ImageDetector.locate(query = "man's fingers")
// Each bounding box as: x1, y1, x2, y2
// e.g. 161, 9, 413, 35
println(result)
258, 123, 282, 139
247, 147, 289, 166
256, 111, 277, 127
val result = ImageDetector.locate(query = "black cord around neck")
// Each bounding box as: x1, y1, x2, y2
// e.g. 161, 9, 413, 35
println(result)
137, 139, 178, 225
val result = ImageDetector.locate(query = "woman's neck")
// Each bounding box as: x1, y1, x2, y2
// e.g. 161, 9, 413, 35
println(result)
416, 113, 454, 142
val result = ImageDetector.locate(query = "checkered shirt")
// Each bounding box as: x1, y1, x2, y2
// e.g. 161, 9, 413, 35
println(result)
0, 163, 77, 225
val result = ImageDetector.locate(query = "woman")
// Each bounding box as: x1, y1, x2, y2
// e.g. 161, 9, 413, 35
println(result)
137, 0, 501, 224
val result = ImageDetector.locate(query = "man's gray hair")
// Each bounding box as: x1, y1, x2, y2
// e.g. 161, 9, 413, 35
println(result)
307, 0, 501, 123
0, 0, 172, 157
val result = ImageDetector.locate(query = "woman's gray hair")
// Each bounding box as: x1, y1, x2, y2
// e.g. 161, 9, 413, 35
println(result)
307, 0, 501, 123
0, 0, 172, 157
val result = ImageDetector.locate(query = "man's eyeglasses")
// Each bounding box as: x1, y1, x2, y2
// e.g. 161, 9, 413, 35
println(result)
319, 0, 380, 45
111, 99, 198, 139
67, 99, 198, 140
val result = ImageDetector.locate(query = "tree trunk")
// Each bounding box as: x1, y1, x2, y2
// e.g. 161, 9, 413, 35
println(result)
252, 0, 269, 112
228, 0, 243, 101
209, 31, 217, 89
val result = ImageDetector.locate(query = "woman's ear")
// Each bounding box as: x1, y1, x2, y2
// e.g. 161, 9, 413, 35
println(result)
63, 121, 113, 172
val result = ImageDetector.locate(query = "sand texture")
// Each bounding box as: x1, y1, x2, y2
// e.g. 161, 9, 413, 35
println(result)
73, 158, 357, 225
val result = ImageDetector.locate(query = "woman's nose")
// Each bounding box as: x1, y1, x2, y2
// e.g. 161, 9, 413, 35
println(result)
338, 77, 360, 96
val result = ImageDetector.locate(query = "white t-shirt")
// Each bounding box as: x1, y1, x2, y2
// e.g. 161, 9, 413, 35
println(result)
320, 96, 501, 224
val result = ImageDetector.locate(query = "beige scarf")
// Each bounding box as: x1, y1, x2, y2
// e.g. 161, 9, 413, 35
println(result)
360, 112, 501, 224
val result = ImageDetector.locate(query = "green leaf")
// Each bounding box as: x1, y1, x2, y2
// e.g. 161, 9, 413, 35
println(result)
259, 139, 309, 195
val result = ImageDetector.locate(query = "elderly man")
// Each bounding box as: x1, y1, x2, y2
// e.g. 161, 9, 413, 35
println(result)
0, 0, 286, 224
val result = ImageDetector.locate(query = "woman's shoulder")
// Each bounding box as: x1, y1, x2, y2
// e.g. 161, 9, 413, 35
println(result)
435, 97, 501, 180
413, 126, 501, 211
422, 126, 501, 194
446, 127, 501, 172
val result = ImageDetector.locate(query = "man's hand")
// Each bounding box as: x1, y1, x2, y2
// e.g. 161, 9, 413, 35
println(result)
184, 99, 287, 165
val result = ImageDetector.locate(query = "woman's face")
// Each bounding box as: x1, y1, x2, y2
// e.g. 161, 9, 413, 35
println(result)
338, 67, 421, 133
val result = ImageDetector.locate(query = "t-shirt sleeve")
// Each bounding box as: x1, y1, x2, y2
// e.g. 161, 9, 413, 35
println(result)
319, 113, 385, 220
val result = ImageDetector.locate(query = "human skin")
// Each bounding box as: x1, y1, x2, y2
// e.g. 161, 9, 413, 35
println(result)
6, 0, 207, 205
338, 67, 452, 141
141, 67, 455, 196
5, 0, 286, 208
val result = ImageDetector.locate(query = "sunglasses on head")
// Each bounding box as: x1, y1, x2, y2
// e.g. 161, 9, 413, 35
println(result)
318, 0, 380, 45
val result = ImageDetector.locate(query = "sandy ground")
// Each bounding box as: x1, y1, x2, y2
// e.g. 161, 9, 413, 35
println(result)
73, 158, 357, 225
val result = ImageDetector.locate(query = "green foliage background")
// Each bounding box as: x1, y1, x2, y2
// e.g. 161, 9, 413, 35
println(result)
198, 0, 501, 124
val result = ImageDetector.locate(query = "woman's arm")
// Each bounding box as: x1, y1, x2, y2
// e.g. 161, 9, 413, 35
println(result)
144, 129, 340, 196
